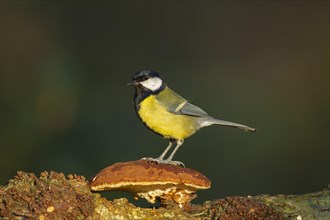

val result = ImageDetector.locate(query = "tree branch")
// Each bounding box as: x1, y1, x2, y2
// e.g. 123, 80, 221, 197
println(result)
1, 171, 329, 219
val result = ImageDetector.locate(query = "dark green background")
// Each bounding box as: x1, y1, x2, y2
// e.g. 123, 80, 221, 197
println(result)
1, 1, 329, 204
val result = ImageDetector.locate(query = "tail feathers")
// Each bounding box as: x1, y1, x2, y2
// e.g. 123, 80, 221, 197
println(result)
201, 118, 256, 132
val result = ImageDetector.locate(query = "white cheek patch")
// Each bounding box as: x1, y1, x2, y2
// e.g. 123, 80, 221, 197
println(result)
140, 77, 163, 91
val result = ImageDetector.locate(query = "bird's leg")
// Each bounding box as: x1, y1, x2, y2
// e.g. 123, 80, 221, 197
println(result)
162, 140, 185, 167
141, 139, 185, 167
141, 140, 173, 162
156, 141, 173, 160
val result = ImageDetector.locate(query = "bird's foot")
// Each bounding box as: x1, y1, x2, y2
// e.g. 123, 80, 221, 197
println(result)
163, 159, 185, 167
141, 157, 185, 167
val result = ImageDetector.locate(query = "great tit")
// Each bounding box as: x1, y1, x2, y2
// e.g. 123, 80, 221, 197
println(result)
128, 70, 256, 166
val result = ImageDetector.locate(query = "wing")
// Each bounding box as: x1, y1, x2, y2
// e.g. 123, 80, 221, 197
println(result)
156, 87, 209, 117
178, 102, 209, 117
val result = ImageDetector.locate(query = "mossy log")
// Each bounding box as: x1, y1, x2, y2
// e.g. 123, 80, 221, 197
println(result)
1, 171, 329, 219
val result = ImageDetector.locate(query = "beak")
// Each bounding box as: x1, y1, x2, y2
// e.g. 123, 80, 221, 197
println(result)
127, 80, 136, 86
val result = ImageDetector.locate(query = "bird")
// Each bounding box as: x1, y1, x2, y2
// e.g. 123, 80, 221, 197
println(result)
127, 70, 256, 166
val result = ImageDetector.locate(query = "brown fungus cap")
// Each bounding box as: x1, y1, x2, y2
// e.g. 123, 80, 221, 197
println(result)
90, 160, 210, 192
89, 160, 211, 205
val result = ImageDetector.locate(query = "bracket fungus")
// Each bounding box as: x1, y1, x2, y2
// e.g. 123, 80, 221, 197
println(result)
89, 160, 211, 208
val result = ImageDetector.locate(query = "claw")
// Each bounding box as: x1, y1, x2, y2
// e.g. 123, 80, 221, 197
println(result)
141, 157, 153, 161
163, 160, 185, 167
140, 157, 185, 167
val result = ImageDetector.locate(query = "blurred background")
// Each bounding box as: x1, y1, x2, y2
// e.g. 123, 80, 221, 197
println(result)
1, 1, 329, 204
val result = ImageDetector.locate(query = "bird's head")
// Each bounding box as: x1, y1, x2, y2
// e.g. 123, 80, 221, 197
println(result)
127, 70, 165, 93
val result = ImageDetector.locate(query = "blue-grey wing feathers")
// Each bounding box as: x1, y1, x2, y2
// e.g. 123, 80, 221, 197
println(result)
178, 102, 209, 117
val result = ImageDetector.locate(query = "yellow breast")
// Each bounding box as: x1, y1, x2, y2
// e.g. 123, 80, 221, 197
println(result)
138, 95, 198, 140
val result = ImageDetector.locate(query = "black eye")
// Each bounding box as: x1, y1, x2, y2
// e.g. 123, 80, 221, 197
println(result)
136, 75, 148, 82
142, 75, 148, 81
